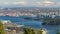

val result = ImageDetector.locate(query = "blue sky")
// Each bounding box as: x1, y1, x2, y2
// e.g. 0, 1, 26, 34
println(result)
0, 0, 60, 7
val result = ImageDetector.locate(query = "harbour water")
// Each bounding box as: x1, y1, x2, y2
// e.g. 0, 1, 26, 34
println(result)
0, 16, 59, 34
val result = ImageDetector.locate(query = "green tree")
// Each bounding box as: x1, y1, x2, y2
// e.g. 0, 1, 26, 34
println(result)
37, 28, 43, 34
56, 29, 60, 34
24, 27, 35, 34
0, 21, 5, 34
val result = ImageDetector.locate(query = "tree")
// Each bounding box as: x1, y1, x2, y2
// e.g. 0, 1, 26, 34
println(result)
56, 29, 60, 34
24, 27, 35, 34
37, 28, 43, 34
0, 21, 5, 34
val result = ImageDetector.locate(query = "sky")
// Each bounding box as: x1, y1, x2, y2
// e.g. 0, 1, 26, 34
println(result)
0, 0, 60, 7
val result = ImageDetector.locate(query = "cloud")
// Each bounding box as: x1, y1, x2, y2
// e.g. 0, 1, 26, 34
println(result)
31, 0, 54, 6
35, 2, 41, 5
0, 1, 60, 7
43, 1, 53, 4
31, 1, 54, 6
56, 2, 60, 5
12, 2, 26, 5
41, 1, 55, 6
2, 2, 9, 5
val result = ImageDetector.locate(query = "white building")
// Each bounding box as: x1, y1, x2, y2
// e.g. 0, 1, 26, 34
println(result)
11, 30, 16, 34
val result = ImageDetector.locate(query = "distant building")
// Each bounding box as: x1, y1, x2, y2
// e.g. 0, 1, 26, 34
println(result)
5, 29, 11, 34
11, 30, 16, 34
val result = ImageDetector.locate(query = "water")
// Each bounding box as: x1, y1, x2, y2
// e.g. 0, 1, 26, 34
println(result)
0, 16, 59, 34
